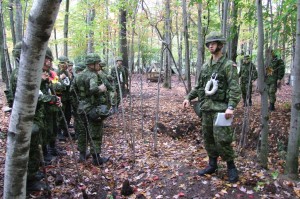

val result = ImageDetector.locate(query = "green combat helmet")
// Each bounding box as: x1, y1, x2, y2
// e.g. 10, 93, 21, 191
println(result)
100, 62, 106, 67
58, 55, 69, 64
115, 57, 123, 62
12, 42, 22, 59
68, 61, 74, 66
85, 53, 101, 65
46, 47, 54, 61
75, 62, 86, 73
205, 31, 226, 47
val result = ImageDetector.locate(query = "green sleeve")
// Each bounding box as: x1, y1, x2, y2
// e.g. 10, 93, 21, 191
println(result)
278, 59, 285, 80
226, 61, 241, 108
89, 73, 100, 94
252, 64, 258, 81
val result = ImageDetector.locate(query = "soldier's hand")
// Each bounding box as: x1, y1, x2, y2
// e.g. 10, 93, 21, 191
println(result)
99, 84, 107, 92
225, 109, 234, 119
183, 99, 190, 108
42, 72, 49, 80
56, 96, 62, 107
60, 73, 66, 79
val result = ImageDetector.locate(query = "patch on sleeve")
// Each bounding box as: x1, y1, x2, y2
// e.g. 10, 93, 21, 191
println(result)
232, 63, 237, 67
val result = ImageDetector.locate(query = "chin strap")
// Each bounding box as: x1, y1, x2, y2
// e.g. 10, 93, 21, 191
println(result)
205, 73, 218, 96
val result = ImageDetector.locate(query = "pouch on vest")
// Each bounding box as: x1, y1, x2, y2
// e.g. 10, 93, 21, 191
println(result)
192, 100, 204, 118
88, 105, 110, 122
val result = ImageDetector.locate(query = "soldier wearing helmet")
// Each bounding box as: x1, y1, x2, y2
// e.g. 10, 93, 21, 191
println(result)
239, 55, 258, 106
183, 31, 241, 183
72, 53, 109, 165
110, 56, 128, 113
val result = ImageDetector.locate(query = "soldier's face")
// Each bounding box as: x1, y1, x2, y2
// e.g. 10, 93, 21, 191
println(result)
117, 60, 122, 66
60, 63, 68, 71
94, 62, 101, 71
207, 42, 219, 54
43, 57, 52, 71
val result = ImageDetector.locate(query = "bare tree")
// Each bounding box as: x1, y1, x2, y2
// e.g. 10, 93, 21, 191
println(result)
87, 8, 95, 53
196, 2, 203, 79
15, 0, 22, 42
119, 1, 129, 80
163, 0, 172, 89
8, 0, 16, 46
285, 0, 300, 180
4, 0, 61, 198
256, 0, 269, 169
182, 0, 191, 92
64, 0, 70, 57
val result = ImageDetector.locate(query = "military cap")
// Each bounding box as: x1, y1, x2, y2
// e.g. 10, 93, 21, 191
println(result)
205, 31, 226, 47
58, 55, 69, 64
85, 53, 101, 65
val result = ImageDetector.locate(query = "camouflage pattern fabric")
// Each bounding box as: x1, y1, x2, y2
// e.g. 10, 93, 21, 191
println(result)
239, 61, 258, 102
186, 55, 240, 162
266, 56, 285, 103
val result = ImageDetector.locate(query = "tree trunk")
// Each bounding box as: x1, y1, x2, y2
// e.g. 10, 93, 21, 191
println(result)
0, 2, 9, 88
222, 0, 228, 41
285, 0, 300, 180
163, 0, 171, 89
175, 9, 183, 81
182, 0, 191, 93
4, 0, 61, 198
119, 7, 129, 80
196, 2, 203, 80
256, 0, 269, 169
9, 0, 16, 46
230, 1, 239, 62
87, 8, 95, 53
15, 0, 23, 42
64, 0, 69, 57
54, 27, 58, 59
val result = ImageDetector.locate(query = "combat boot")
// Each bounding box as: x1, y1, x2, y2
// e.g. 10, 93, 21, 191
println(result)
269, 103, 275, 111
227, 160, 239, 183
35, 171, 45, 181
78, 151, 87, 163
198, 157, 218, 176
43, 148, 54, 164
26, 179, 50, 192
249, 98, 252, 106
49, 142, 67, 156
92, 154, 109, 166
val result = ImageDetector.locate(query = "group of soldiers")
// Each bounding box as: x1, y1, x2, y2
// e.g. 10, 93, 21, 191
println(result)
239, 49, 285, 110
4, 42, 128, 193
183, 31, 285, 183
4, 32, 286, 193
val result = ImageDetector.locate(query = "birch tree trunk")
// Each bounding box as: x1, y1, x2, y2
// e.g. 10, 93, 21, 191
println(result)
182, 0, 191, 92
4, 0, 61, 198
163, 0, 171, 89
64, 0, 70, 57
15, 0, 23, 42
285, 0, 300, 180
256, 0, 269, 169
0, 2, 9, 88
196, 2, 203, 79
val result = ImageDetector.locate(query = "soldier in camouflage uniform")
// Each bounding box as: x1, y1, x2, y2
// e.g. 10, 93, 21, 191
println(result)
266, 50, 285, 111
72, 53, 109, 165
40, 50, 66, 158
9, 42, 49, 192
110, 57, 128, 113
56, 55, 71, 140
239, 55, 258, 106
183, 32, 241, 183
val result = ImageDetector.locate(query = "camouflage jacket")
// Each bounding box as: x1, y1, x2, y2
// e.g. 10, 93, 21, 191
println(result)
56, 68, 71, 101
72, 68, 108, 113
186, 55, 241, 111
110, 65, 128, 89
266, 56, 285, 84
239, 62, 258, 84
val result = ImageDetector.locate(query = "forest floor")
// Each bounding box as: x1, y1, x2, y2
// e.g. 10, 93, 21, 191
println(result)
0, 74, 300, 199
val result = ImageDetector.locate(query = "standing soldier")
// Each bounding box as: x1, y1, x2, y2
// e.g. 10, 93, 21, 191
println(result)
266, 50, 285, 111
110, 57, 128, 113
239, 55, 258, 106
73, 53, 109, 165
56, 55, 71, 140
182, 32, 241, 183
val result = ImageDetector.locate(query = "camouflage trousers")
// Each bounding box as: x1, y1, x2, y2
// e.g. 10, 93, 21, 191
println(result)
266, 83, 278, 103
241, 82, 253, 102
77, 114, 103, 154
44, 109, 59, 146
27, 121, 44, 181
202, 112, 235, 161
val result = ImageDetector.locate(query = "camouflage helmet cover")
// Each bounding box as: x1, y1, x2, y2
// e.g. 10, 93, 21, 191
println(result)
75, 62, 86, 72
115, 57, 123, 62
68, 61, 74, 66
12, 42, 22, 59
58, 55, 69, 64
205, 31, 226, 47
46, 47, 54, 60
85, 53, 101, 65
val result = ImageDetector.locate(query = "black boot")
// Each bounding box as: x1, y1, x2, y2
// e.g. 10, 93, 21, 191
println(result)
27, 179, 50, 192
43, 148, 54, 164
249, 97, 252, 106
92, 154, 109, 166
198, 157, 218, 176
78, 151, 87, 163
227, 161, 239, 183
269, 103, 275, 111
49, 142, 67, 156
35, 171, 45, 181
